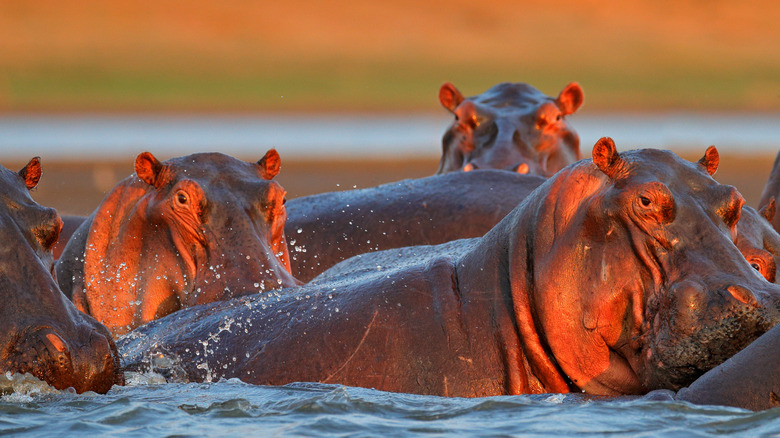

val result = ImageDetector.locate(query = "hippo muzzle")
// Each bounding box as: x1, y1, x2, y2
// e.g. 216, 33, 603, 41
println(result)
7, 326, 121, 393
641, 277, 780, 391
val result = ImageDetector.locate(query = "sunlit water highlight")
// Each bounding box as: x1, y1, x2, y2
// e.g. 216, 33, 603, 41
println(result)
1, 113, 779, 160
1, 373, 779, 436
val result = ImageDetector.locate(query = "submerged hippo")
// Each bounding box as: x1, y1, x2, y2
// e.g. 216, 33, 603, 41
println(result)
286, 170, 545, 281
1, 158, 122, 393
56, 150, 299, 337
120, 138, 780, 397
436, 81, 584, 176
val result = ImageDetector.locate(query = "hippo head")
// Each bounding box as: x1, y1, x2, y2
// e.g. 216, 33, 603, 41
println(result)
436, 81, 583, 176
509, 138, 780, 395
0, 158, 122, 393
735, 200, 779, 284
78, 150, 299, 336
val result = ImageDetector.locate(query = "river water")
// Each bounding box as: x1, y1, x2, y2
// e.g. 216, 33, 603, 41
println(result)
2, 373, 779, 437
1, 112, 779, 160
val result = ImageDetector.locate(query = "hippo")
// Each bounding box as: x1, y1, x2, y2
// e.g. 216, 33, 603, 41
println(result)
0, 158, 122, 393
52, 214, 87, 260
436, 81, 584, 176
285, 170, 545, 281
758, 149, 780, 234
119, 138, 780, 397
736, 201, 779, 283
56, 150, 299, 337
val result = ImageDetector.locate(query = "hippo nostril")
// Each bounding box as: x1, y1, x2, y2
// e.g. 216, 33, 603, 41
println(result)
516, 163, 529, 174
44, 332, 68, 354
727, 285, 758, 307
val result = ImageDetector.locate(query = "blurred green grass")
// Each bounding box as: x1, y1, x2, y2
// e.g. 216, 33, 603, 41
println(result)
1, 0, 779, 112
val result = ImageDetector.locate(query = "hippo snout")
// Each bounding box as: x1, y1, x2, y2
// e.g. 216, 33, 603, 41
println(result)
10, 326, 121, 394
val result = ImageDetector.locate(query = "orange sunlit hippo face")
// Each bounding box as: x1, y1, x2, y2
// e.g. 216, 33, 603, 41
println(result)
524, 139, 780, 395
436, 81, 584, 177
736, 201, 780, 284
72, 150, 300, 336
0, 158, 122, 394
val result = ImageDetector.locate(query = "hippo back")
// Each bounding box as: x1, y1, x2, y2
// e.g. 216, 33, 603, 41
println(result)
285, 170, 544, 281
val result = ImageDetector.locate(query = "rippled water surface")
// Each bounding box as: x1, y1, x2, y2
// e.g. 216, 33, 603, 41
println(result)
1, 374, 779, 437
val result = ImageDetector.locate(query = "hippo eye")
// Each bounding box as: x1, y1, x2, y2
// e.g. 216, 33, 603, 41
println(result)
640, 196, 652, 207
282, 197, 287, 205
176, 191, 188, 205
555, 114, 562, 121
751, 263, 761, 271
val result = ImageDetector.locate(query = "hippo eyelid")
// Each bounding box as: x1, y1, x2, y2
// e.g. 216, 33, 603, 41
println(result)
640, 196, 652, 207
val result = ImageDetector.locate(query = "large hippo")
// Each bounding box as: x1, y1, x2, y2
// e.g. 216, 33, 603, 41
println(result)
285, 170, 545, 281
436, 81, 584, 176
119, 138, 780, 397
56, 150, 299, 337
1, 158, 122, 393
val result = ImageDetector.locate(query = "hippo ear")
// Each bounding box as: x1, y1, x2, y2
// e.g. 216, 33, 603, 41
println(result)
135, 152, 166, 188
759, 197, 776, 223
697, 145, 719, 176
555, 82, 584, 116
592, 137, 623, 179
18, 157, 42, 190
257, 149, 281, 180
439, 82, 465, 113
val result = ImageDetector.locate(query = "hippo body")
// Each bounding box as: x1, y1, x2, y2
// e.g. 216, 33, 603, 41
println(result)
285, 170, 544, 281
437, 81, 583, 176
120, 140, 780, 397
56, 151, 298, 337
0, 159, 122, 394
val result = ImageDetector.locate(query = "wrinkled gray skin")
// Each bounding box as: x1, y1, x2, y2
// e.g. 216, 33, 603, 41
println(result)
675, 323, 780, 411
119, 141, 780, 399
437, 81, 583, 176
0, 159, 122, 394
285, 170, 545, 281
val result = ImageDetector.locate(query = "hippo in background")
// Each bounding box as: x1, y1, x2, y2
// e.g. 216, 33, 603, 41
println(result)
56, 150, 299, 337
286, 170, 545, 281
758, 149, 780, 234
119, 138, 780, 399
0, 158, 122, 394
436, 81, 583, 176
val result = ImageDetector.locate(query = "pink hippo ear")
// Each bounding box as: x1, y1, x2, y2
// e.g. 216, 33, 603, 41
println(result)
439, 82, 465, 113
18, 157, 42, 190
555, 82, 584, 116
135, 152, 166, 188
257, 149, 281, 180
697, 145, 719, 176
760, 197, 776, 222
592, 137, 624, 179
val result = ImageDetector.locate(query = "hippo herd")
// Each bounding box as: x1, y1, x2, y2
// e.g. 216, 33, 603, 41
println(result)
2, 81, 779, 411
